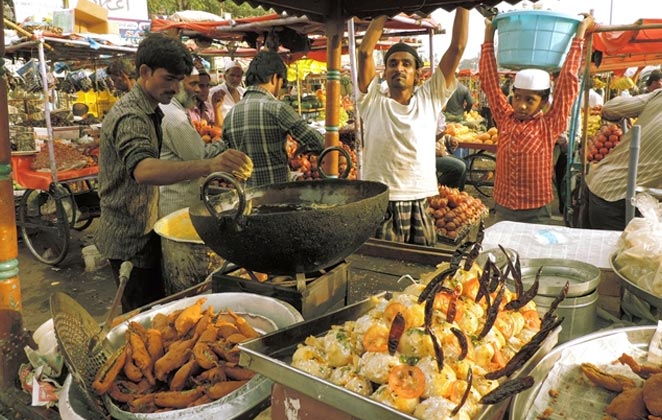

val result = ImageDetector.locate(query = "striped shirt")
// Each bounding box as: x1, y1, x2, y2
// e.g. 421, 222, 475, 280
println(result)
159, 98, 226, 217
95, 84, 162, 267
221, 85, 324, 187
479, 38, 583, 210
586, 89, 662, 201
187, 98, 216, 126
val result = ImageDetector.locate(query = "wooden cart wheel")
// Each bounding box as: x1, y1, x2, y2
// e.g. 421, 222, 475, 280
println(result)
467, 152, 496, 198
18, 188, 70, 265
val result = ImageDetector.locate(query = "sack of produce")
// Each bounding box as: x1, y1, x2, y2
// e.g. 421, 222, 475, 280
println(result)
585, 122, 623, 163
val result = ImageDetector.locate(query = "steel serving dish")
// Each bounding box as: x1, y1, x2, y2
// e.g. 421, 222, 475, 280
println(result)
103, 293, 304, 420
239, 292, 560, 420
509, 325, 657, 420
610, 253, 662, 308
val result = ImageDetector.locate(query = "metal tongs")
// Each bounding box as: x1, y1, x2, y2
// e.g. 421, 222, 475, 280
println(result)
476, 3, 499, 19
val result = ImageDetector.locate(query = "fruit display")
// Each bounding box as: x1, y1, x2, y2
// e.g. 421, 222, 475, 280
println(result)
585, 122, 622, 163
428, 185, 488, 242
583, 107, 603, 139
192, 120, 221, 143
445, 123, 498, 146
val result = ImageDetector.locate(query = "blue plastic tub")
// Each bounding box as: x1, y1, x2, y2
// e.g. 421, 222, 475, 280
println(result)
493, 10, 581, 71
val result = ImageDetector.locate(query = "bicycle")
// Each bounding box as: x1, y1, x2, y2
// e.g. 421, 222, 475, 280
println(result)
457, 142, 496, 198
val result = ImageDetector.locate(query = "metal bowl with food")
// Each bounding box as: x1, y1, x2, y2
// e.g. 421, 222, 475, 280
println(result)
101, 293, 303, 420
189, 173, 389, 275
510, 325, 657, 420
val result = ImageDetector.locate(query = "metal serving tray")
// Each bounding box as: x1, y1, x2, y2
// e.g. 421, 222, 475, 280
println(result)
239, 292, 560, 420
510, 325, 656, 419
104, 293, 303, 420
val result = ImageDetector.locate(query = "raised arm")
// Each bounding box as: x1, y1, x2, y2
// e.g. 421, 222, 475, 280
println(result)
357, 15, 387, 93
438, 8, 470, 88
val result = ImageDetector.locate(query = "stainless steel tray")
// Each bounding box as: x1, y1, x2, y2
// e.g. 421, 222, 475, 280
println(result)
510, 325, 656, 419
239, 292, 560, 420
104, 293, 304, 420
610, 253, 662, 308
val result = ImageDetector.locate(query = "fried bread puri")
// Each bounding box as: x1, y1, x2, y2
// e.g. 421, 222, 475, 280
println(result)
643, 372, 662, 416
605, 387, 648, 420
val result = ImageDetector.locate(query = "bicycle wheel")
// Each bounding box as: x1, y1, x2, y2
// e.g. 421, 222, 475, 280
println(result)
18, 188, 70, 265
467, 153, 496, 197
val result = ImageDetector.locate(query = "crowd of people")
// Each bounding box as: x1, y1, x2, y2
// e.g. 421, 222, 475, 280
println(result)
89, 10, 662, 309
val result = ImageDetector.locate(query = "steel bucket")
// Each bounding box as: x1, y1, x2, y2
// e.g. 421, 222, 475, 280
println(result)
188, 173, 389, 275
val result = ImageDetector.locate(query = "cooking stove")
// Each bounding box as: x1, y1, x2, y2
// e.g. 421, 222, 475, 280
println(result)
211, 261, 349, 319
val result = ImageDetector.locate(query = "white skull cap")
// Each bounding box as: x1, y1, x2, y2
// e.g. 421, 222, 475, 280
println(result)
190, 66, 199, 76
514, 68, 550, 90
224, 60, 243, 73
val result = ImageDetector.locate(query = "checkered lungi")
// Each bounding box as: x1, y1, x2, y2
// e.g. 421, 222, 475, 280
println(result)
375, 198, 437, 246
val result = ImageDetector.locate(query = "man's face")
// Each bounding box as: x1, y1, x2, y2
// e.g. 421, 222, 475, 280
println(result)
110, 72, 133, 93
197, 74, 211, 102
511, 88, 545, 120
174, 74, 200, 109
384, 51, 419, 90
648, 79, 662, 92
225, 67, 244, 89
141, 66, 184, 105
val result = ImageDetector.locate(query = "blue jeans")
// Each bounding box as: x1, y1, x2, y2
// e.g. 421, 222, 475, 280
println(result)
436, 155, 467, 190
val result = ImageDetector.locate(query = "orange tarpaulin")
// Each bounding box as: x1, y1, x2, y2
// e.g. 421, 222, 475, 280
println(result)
590, 19, 662, 72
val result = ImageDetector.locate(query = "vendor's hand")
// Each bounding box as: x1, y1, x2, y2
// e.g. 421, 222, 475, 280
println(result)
209, 149, 253, 180
446, 135, 459, 152
576, 14, 596, 38
211, 90, 226, 107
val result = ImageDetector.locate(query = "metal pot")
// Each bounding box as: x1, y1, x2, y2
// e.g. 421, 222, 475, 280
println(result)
189, 173, 389, 275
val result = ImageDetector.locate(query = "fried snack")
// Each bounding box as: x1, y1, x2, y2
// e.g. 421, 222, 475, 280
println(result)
188, 394, 214, 408
174, 297, 207, 336
224, 365, 256, 381
210, 341, 240, 364
193, 366, 227, 384
153, 387, 206, 409
216, 322, 240, 339
605, 387, 648, 420
127, 326, 156, 385
170, 357, 200, 392
229, 309, 260, 339
145, 328, 164, 365
92, 345, 127, 395
226, 333, 249, 344
193, 307, 215, 337
643, 373, 662, 416
109, 380, 151, 403
193, 341, 220, 370
123, 346, 144, 382
127, 393, 157, 413
154, 334, 198, 381
198, 324, 219, 343
581, 363, 637, 392
619, 353, 662, 379
206, 380, 248, 399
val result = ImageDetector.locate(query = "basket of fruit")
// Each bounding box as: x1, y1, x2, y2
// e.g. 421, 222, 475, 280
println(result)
429, 185, 489, 244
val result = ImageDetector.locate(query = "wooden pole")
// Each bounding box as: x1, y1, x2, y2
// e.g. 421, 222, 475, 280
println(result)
0, 8, 30, 391
321, 0, 343, 177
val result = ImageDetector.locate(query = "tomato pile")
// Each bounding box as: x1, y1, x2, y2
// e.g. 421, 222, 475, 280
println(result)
286, 136, 358, 180
586, 123, 622, 163
428, 185, 488, 241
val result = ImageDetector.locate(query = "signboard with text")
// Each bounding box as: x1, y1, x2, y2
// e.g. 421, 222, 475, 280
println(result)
13, 0, 148, 23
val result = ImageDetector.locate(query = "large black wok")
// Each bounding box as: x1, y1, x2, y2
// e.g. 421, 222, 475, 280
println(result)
189, 173, 389, 275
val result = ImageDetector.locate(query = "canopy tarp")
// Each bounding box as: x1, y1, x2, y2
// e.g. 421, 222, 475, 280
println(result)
590, 19, 662, 72
287, 58, 326, 81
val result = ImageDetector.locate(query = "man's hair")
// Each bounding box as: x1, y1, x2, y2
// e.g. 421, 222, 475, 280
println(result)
135, 33, 193, 77
245, 51, 287, 87
646, 70, 662, 87
107, 58, 135, 78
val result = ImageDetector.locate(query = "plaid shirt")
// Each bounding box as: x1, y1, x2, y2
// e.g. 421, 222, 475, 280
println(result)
479, 38, 583, 210
222, 86, 323, 187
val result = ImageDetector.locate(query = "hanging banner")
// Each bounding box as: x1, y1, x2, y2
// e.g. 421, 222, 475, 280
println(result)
70, 0, 148, 21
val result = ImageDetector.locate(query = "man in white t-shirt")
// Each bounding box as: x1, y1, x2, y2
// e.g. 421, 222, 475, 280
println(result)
356, 9, 469, 246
